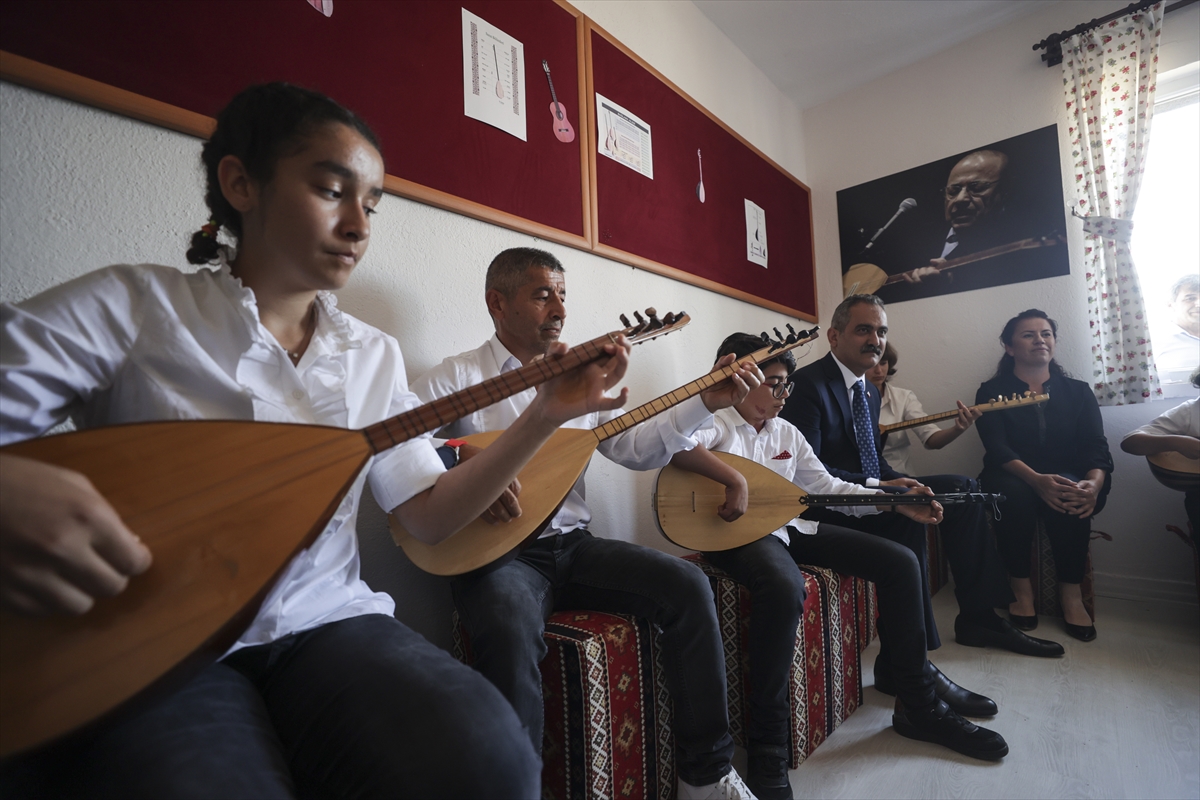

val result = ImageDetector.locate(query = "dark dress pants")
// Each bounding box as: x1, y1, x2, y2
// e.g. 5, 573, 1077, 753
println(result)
1, 614, 540, 800
980, 469, 1107, 584
704, 523, 936, 747
805, 474, 1015, 647
450, 530, 735, 788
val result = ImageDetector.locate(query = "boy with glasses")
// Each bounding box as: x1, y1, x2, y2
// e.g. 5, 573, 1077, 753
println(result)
670, 333, 1009, 799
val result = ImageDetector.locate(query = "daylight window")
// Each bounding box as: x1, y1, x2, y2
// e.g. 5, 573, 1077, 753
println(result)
1131, 62, 1200, 392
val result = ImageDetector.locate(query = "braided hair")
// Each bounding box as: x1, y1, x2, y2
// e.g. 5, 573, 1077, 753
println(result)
186, 83, 381, 265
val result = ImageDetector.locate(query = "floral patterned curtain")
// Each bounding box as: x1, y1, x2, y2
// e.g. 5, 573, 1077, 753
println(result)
1063, 2, 1164, 405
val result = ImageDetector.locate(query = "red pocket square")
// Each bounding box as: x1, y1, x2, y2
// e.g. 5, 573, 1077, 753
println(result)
772, 450, 793, 460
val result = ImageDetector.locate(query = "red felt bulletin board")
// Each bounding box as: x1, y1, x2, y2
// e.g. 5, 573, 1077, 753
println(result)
587, 23, 817, 320
0, 2, 816, 318
0, 0, 590, 246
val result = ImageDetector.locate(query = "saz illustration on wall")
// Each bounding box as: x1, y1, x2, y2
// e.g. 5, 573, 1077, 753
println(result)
837, 124, 1069, 304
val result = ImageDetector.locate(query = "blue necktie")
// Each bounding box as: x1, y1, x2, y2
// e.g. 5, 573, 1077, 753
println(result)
851, 381, 881, 479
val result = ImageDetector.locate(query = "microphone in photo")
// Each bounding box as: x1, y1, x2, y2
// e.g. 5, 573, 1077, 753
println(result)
862, 198, 917, 253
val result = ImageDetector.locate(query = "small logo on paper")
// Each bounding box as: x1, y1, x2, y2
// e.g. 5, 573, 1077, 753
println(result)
771, 450, 792, 460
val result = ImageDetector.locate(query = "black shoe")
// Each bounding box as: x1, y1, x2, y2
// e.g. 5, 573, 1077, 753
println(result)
930, 664, 998, 717
746, 743, 793, 800
892, 698, 1009, 761
955, 614, 1065, 657
1064, 621, 1097, 641
874, 659, 998, 717
1008, 612, 1038, 631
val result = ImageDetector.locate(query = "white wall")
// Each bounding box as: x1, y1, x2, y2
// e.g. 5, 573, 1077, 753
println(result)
801, 0, 1200, 606
0, 1, 809, 648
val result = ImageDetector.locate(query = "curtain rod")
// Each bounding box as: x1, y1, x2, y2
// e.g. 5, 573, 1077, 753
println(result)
1032, 0, 1197, 67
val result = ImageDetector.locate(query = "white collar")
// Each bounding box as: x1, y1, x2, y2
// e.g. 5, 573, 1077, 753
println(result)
831, 353, 866, 392
485, 334, 523, 374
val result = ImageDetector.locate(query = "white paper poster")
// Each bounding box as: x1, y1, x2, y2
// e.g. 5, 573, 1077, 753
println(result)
596, 93, 653, 179
745, 199, 768, 268
462, 8, 526, 141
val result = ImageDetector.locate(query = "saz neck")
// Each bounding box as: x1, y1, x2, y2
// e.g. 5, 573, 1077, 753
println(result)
594, 358, 746, 441
361, 333, 616, 454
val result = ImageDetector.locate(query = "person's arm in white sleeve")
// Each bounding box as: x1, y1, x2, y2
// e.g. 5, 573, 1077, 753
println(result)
599, 353, 760, 470
1, 268, 154, 616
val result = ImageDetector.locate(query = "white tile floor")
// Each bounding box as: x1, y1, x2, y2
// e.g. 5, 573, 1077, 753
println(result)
733, 588, 1200, 799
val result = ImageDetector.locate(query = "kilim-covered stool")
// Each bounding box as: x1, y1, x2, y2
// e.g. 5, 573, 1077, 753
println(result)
453, 610, 675, 800
926, 524, 950, 596
682, 554, 876, 769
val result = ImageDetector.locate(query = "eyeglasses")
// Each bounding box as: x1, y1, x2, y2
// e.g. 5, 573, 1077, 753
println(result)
764, 379, 794, 399
943, 180, 998, 200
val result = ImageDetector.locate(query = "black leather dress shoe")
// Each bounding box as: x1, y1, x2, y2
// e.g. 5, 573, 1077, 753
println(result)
955, 614, 1065, 657
874, 660, 998, 717
930, 665, 997, 716
746, 743, 793, 800
1008, 612, 1038, 631
1064, 621, 1097, 641
892, 698, 1009, 761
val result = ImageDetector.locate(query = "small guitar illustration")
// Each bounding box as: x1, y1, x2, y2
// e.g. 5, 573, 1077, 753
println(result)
493, 45, 504, 99
696, 149, 705, 203
604, 111, 618, 155
542, 60, 575, 143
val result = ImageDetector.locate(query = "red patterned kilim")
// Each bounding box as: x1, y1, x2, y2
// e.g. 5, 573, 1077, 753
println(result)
925, 524, 950, 597
452, 610, 674, 800
683, 554, 876, 769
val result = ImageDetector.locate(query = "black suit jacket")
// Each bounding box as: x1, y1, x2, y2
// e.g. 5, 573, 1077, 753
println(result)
780, 352, 905, 484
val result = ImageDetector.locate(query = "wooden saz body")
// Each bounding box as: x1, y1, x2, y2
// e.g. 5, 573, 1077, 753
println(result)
653, 451, 1001, 552
392, 428, 600, 576
390, 325, 821, 576
842, 235, 1064, 297
1147, 450, 1200, 493
654, 451, 813, 552
0, 309, 690, 758
0, 421, 370, 758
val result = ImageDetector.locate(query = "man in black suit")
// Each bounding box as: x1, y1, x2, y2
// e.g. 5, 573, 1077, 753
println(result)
780, 294, 1064, 678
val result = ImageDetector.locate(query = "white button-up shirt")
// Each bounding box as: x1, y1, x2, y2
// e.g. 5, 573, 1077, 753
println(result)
691, 407, 881, 545
410, 334, 712, 537
1, 262, 447, 654
878, 384, 939, 477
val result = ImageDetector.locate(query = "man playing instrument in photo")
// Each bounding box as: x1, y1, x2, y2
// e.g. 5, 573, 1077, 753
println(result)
896, 149, 1008, 286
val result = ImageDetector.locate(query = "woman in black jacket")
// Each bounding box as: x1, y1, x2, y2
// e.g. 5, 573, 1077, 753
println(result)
976, 309, 1113, 642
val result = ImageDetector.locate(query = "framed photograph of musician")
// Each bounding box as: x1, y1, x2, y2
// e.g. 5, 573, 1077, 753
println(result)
836, 124, 1069, 304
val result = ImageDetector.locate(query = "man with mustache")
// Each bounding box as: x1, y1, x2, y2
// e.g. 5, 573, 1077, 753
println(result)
780, 295, 1064, 675
891, 150, 1009, 290
410, 247, 762, 800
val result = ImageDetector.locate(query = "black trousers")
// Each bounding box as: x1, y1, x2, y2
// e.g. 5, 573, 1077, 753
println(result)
1, 614, 540, 800
704, 523, 936, 746
980, 468, 1107, 584
804, 474, 1016, 648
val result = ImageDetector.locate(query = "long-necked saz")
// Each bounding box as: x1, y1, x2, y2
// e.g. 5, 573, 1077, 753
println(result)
0, 309, 689, 758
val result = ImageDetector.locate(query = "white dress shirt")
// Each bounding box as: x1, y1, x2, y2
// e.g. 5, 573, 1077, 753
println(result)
691, 407, 881, 546
1124, 397, 1200, 439
1, 261, 447, 654
410, 334, 712, 537
878, 383, 939, 477
1156, 327, 1200, 383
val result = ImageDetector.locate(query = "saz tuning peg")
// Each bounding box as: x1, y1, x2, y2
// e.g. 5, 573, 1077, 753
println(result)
620, 313, 632, 328
633, 310, 646, 326
645, 308, 661, 329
